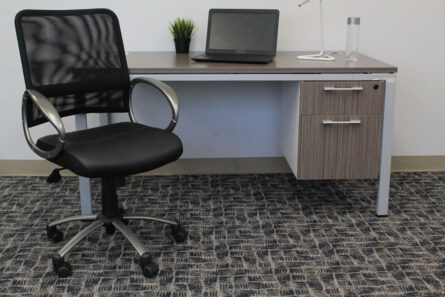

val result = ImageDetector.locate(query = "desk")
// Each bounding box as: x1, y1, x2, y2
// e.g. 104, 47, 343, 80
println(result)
80, 51, 397, 216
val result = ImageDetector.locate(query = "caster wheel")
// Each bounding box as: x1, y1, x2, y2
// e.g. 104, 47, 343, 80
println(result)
140, 253, 159, 278
142, 262, 159, 278
105, 224, 115, 235
52, 255, 72, 278
171, 222, 188, 243
46, 225, 63, 243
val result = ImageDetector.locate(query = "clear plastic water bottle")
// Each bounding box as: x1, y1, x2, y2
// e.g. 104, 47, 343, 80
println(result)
345, 17, 360, 62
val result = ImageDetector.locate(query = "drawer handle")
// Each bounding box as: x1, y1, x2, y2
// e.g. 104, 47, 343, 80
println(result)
322, 120, 361, 125
323, 87, 363, 91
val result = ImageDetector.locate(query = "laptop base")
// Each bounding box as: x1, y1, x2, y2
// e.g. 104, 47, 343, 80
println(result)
192, 54, 274, 64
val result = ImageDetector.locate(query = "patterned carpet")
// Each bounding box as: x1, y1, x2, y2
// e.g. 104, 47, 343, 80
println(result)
0, 173, 444, 297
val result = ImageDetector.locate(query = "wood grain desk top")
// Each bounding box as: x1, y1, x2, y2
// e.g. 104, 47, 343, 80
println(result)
127, 51, 397, 75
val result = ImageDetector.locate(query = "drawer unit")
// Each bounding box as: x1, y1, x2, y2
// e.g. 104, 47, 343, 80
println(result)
297, 81, 385, 180
300, 81, 385, 115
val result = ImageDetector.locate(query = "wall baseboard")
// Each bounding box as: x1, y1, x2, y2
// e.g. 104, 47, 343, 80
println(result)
0, 157, 291, 176
390, 155, 445, 172
1, 156, 444, 176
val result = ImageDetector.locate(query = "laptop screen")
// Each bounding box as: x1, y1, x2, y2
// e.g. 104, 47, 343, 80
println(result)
206, 9, 279, 55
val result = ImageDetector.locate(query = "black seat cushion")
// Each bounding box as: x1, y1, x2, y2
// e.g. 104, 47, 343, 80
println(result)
37, 122, 183, 178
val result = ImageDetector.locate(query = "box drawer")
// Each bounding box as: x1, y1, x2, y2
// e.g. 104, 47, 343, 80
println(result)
298, 115, 383, 180
300, 81, 385, 115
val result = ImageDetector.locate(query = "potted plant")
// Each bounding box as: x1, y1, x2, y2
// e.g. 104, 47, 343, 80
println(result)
169, 18, 196, 54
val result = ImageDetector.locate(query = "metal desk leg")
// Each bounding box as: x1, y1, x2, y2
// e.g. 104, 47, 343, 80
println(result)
78, 176, 92, 215
75, 114, 92, 215
99, 113, 112, 127
377, 78, 397, 216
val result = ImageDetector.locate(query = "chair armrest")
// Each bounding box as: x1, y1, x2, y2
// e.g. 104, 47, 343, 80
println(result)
129, 78, 179, 132
22, 89, 66, 159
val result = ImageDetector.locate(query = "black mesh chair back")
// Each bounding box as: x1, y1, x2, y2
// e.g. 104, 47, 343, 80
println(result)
15, 9, 130, 127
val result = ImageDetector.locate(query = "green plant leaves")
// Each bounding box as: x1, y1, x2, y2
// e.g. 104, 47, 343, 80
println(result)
169, 18, 196, 40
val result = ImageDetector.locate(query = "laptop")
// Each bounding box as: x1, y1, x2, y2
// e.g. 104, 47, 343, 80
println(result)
192, 9, 279, 64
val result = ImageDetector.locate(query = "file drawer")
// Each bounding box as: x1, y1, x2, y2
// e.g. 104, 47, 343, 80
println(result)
298, 115, 383, 180
300, 81, 385, 115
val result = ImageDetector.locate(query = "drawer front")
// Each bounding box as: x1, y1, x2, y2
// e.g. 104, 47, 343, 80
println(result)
300, 81, 385, 115
298, 115, 383, 180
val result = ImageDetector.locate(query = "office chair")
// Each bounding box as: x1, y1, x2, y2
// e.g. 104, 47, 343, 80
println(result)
15, 9, 187, 278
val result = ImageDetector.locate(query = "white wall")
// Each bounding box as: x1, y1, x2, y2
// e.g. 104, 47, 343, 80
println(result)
1, 0, 444, 159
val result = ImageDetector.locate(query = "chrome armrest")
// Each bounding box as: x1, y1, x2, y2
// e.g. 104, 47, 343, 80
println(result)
129, 78, 179, 132
22, 89, 66, 160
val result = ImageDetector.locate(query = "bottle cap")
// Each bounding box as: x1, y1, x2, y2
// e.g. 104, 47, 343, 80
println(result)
348, 17, 360, 25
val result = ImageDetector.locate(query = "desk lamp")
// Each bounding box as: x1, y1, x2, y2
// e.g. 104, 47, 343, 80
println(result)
297, 0, 335, 61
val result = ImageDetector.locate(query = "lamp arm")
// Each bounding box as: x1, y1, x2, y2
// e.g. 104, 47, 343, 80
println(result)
298, 0, 311, 7
297, 0, 334, 61
319, 0, 325, 55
